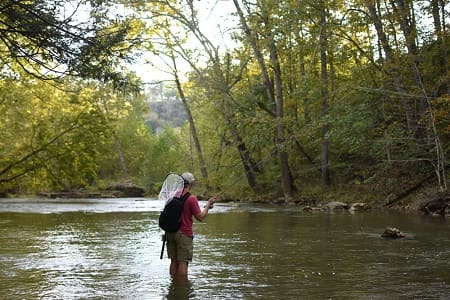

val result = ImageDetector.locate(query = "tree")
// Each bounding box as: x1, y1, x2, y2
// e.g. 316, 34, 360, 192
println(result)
144, 0, 265, 193
233, 0, 293, 199
0, 0, 142, 90
0, 77, 106, 190
359, 0, 448, 190
170, 52, 209, 181
318, 0, 331, 186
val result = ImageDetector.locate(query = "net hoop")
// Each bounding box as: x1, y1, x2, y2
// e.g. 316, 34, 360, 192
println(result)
158, 173, 185, 204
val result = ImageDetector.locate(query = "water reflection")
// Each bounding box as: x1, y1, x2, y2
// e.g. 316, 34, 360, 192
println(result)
0, 198, 449, 299
165, 277, 194, 300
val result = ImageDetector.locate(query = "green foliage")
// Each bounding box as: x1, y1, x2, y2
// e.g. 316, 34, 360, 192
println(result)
0, 77, 107, 191
0, 74, 150, 193
1, 0, 449, 199
0, 0, 143, 90
139, 127, 188, 193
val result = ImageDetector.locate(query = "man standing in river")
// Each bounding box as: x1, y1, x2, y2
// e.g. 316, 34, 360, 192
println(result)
166, 172, 216, 277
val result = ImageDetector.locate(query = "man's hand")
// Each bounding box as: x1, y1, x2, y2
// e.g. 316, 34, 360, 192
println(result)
197, 196, 217, 221
206, 196, 217, 209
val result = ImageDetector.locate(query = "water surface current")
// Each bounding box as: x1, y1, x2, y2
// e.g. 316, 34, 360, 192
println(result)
0, 198, 449, 299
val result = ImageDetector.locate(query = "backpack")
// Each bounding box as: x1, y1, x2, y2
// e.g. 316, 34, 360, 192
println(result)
158, 192, 191, 232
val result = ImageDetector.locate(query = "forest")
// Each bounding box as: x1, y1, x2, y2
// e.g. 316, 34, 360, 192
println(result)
0, 0, 448, 208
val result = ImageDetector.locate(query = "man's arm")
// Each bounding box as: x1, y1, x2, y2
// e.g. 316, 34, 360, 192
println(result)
194, 196, 217, 222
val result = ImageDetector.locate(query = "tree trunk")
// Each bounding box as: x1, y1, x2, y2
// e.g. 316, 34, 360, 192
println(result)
319, 0, 330, 186
232, 0, 275, 105
269, 39, 293, 199
162, 4, 264, 191
365, 0, 393, 60
233, 0, 293, 200
226, 118, 262, 192
430, 0, 442, 34
365, 0, 447, 189
113, 132, 128, 178
99, 97, 128, 179
171, 56, 209, 181
299, 58, 311, 124
365, 0, 419, 133
390, 0, 427, 137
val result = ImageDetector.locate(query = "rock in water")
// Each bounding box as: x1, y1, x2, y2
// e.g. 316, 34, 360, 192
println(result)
381, 227, 405, 238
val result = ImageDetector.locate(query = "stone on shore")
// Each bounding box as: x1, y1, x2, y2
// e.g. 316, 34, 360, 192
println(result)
325, 201, 349, 211
106, 182, 145, 197
350, 202, 371, 212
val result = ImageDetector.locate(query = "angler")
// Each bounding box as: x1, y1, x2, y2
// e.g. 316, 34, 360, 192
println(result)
158, 172, 216, 277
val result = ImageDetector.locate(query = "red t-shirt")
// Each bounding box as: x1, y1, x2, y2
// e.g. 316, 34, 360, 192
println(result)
179, 194, 201, 237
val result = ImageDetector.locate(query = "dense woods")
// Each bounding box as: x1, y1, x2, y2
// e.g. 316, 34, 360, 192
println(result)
0, 0, 448, 206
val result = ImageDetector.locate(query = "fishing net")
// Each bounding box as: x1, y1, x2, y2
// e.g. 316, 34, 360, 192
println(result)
158, 173, 185, 204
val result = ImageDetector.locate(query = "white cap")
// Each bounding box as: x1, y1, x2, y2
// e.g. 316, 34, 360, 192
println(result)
181, 172, 195, 184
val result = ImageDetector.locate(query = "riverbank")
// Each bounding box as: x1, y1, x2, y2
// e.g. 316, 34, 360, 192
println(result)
1, 174, 448, 216
210, 178, 449, 217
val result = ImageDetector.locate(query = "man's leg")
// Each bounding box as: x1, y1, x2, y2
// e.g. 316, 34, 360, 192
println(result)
174, 232, 193, 277
166, 233, 178, 275
177, 261, 189, 277
170, 259, 178, 276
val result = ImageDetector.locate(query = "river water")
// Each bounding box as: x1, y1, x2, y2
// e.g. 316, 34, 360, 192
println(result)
0, 198, 449, 299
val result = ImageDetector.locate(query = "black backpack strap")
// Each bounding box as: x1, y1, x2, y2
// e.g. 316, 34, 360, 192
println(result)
180, 192, 190, 202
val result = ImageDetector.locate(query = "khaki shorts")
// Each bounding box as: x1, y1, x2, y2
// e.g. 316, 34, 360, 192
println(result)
166, 232, 193, 262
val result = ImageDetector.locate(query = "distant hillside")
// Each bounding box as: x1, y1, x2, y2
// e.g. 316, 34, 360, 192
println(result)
145, 83, 187, 132
147, 100, 187, 132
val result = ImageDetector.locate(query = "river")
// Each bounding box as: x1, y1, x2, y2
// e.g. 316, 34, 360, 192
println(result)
0, 198, 449, 299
